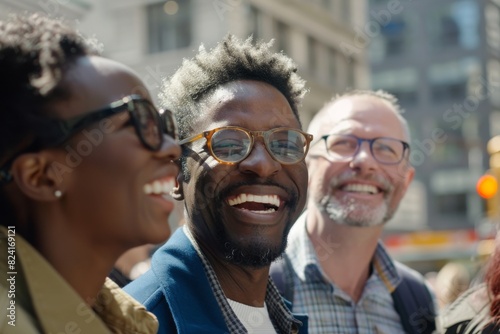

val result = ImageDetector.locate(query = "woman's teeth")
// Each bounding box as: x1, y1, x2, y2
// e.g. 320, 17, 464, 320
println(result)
144, 180, 175, 195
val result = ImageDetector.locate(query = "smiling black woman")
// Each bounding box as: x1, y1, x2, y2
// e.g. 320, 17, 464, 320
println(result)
0, 14, 180, 334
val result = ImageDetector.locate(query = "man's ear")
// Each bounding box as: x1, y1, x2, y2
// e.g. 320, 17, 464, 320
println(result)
172, 173, 184, 201
404, 165, 415, 190
10, 152, 69, 201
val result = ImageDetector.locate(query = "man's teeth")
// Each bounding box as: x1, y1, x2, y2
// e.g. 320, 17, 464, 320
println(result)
342, 184, 378, 194
228, 194, 280, 208
144, 180, 175, 195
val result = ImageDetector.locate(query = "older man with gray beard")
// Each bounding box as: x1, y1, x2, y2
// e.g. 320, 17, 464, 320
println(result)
271, 90, 437, 334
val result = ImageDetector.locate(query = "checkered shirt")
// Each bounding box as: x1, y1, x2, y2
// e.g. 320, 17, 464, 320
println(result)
184, 226, 302, 334
284, 212, 405, 334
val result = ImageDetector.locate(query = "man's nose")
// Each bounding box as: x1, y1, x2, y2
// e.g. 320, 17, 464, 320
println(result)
238, 141, 281, 177
349, 142, 378, 171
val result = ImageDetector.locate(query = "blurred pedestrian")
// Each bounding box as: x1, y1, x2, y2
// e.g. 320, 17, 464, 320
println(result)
439, 235, 500, 333
435, 262, 471, 309
109, 244, 155, 287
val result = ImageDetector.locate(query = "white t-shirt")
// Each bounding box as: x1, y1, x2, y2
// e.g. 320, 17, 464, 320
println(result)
227, 299, 277, 333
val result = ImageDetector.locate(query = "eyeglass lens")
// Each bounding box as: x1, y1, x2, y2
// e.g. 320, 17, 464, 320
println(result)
132, 101, 177, 150
325, 135, 405, 164
210, 128, 308, 164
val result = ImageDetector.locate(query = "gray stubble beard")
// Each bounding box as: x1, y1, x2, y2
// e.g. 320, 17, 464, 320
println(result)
318, 193, 394, 228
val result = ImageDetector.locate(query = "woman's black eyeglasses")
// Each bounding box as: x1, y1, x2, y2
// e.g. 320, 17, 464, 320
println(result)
0, 95, 177, 185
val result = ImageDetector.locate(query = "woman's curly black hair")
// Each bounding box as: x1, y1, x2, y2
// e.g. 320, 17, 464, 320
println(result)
0, 14, 98, 225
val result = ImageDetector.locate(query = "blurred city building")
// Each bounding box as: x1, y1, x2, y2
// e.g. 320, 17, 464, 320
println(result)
94, 0, 369, 124
368, 0, 500, 271
0, 0, 89, 21
80, 0, 367, 124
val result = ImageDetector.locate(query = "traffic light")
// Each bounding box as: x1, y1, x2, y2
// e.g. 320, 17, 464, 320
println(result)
477, 136, 500, 221
477, 173, 499, 220
477, 174, 498, 199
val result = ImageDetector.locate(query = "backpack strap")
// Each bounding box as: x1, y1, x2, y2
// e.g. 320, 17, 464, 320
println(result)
270, 256, 295, 304
392, 262, 436, 334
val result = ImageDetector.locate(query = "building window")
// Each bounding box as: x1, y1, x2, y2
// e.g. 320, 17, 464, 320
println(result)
431, 138, 468, 166
431, 82, 466, 102
370, 16, 413, 62
427, 1, 480, 50
428, 58, 480, 103
248, 5, 261, 40
485, 4, 500, 55
490, 111, 500, 136
328, 48, 337, 86
427, 118, 468, 167
371, 68, 418, 107
147, 0, 191, 54
382, 19, 407, 55
488, 59, 500, 107
275, 20, 289, 54
307, 36, 317, 76
435, 193, 467, 215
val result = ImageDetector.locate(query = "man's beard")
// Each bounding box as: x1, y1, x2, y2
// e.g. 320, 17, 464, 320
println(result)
212, 181, 298, 268
318, 171, 395, 228
216, 224, 290, 268
320, 194, 393, 227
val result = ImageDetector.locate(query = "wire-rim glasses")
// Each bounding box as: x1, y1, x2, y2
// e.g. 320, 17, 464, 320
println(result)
179, 126, 314, 165
317, 134, 410, 165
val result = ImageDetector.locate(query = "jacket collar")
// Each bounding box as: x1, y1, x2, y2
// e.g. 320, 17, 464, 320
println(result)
151, 227, 229, 332
0, 226, 157, 334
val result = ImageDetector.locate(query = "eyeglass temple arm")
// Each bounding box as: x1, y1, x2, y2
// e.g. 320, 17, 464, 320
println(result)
179, 133, 206, 145
308, 134, 325, 147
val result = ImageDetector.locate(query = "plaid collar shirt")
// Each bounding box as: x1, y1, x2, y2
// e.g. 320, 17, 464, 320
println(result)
185, 226, 302, 334
284, 212, 405, 334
